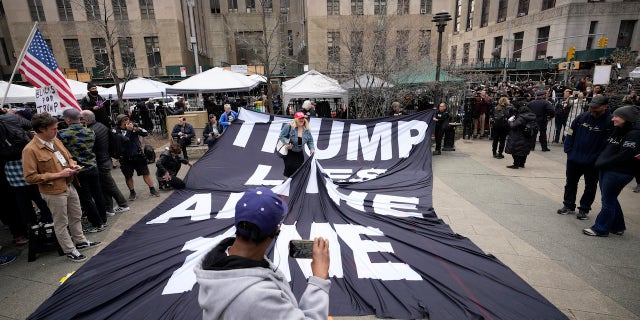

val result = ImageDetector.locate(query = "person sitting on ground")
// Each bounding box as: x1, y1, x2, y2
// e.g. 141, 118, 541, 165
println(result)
203, 114, 222, 149
194, 187, 331, 320
171, 116, 195, 160
156, 143, 192, 190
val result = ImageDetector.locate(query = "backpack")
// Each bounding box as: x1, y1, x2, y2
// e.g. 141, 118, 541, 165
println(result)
0, 119, 31, 161
522, 120, 539, 138
144, 144, 156, 164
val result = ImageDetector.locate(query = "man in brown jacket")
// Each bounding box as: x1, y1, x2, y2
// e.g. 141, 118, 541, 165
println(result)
22, 112, 101, 262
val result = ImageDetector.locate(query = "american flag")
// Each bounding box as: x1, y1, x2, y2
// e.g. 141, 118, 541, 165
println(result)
18, 28, 80, 111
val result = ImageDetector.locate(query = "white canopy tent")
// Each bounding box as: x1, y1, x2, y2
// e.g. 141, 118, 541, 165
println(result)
166, 67, 261, 94
0, 81, 35, 104
629, 67, 640, 79
102, 77, 171, 99
66, 78, 107, 100
282, 70, 348, 107
341, 74, 394, 90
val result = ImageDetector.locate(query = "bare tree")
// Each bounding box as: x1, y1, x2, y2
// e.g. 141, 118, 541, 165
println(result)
74, 0, 138, 113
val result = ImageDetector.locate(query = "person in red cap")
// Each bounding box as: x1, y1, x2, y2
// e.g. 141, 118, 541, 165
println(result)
278, 112, 316, 179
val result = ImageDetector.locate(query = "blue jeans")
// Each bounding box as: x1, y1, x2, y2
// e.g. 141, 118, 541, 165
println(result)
591, 170, 634, 235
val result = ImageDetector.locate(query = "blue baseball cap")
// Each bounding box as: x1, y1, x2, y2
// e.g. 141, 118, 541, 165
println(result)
235, 187, 288, 239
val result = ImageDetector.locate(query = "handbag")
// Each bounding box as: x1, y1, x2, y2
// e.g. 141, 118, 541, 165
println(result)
275, 140, 288, 158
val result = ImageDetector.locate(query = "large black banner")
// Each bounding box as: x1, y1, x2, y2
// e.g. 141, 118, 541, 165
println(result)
30, 109, 567, 319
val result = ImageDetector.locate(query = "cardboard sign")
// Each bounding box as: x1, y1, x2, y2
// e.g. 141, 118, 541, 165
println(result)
35, 86, 62, 115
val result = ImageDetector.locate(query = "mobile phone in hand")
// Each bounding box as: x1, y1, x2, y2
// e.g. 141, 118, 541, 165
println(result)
289, 240, 314, 259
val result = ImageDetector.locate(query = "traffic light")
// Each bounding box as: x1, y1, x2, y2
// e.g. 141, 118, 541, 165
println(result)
567, 46, 576, 61
598, 37, 608, 47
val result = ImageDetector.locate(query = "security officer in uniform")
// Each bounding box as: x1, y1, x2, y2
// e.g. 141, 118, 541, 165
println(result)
527, 90, 555, 151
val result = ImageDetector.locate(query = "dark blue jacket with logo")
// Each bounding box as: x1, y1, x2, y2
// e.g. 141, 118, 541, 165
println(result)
563, 110, 613, 164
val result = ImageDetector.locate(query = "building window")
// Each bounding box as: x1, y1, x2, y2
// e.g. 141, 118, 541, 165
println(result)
351, 0, 364, 15
327, 31, 340, 67
536, 26, 549, 60
450, 45, 457, 66
493, 36, 502, 60
517, 0, 529, 17
397, 0, 409, 15
118, 37, 137, 74
140, 0, 155, 19
477, 40, 485, 62
235, 32, 263, 65
462, 43, 470, 65
418, 30, 431, 56
144, 36, 162, 75
263, 0, 272, 13
211, 0, 221, 13
91, 38, 109, 71
28, 0, 46, 22
512, 31, 524, 60
246, 0, 255, 13
350, 31, 363, 67
617, 20, 636, 48
56, 0, 74, 21
374, 0, 387, 15
480, 0, 489, 27
373, 30, 387, 69
586, 21, 597, 49
454, 0, 462, 33
396, 30, 409, 68
497, 0, 507, 22
541, 0, 555, 10
0, 38, 10, 65
85, 0, 101, 20
64, 39, 84, 71
327, 0, 339, 15
466, 0, 474, 31
281, 0, 289, 12
228, 0, 237, 12
420, 0, 431, 14
287, 30, 293, 56
112, 0, 128, 20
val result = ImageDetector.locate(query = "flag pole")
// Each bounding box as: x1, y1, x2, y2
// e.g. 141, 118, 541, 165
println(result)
1, 22, 38, 108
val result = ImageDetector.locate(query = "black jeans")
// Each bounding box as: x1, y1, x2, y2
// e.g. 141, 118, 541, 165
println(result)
492, 125, 508, 155
98, 163, 128, 212
530, 119, 549, 150
563, 160, 598, 213
554, 115, 568, 143
14, 184, 53, 225
434, 125, 445, 151
76, 167, 106, 226
177, 137, 191, 159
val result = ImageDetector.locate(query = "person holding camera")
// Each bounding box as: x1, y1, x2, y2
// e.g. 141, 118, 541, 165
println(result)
195, 187, 331, 320
155, 143, 191, 190
114, 114, 159, 201
171, 116, 195, 160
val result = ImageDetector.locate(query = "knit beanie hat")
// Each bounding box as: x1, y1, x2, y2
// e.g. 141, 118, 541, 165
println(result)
613, 106, 640, 123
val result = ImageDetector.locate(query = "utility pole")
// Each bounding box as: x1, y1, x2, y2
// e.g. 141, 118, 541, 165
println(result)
502, 20, 513, 82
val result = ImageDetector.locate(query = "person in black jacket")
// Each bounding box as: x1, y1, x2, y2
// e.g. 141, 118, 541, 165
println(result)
171, 116, 195, 160
432, 103, 450, 155
156, 143, 192, 190
203, 114, 222, 149
81, 110, 129, 216
81, 82, 111, 128
583, 106, 640, 237
491, 97, 514, 159
553, 89, 573, 143
527, 90, 555, 151
505, 106, 537, 169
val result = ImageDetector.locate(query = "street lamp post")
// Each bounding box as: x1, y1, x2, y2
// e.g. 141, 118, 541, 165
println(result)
186, 0, 200, 74
432, 12, 452, 82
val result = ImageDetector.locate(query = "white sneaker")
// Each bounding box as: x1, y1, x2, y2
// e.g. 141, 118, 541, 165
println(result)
106, 210, 115, 217
114, 206, 130, 214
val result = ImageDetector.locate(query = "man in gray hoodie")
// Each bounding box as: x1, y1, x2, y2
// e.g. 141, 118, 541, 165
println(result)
194, 187, 331, 320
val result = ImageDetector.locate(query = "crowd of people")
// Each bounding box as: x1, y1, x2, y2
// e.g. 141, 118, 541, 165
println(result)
425, 78, 640, 237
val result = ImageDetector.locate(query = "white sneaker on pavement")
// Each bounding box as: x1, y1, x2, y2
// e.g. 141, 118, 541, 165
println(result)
114, 206, 130, 214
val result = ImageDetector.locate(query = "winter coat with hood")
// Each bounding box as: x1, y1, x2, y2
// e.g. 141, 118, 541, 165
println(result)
505, 107, 537, 156
595, 118, 640, 176
194, 237, 330, 320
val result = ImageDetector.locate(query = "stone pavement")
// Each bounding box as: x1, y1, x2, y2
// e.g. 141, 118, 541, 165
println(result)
0, 138, 638, 320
